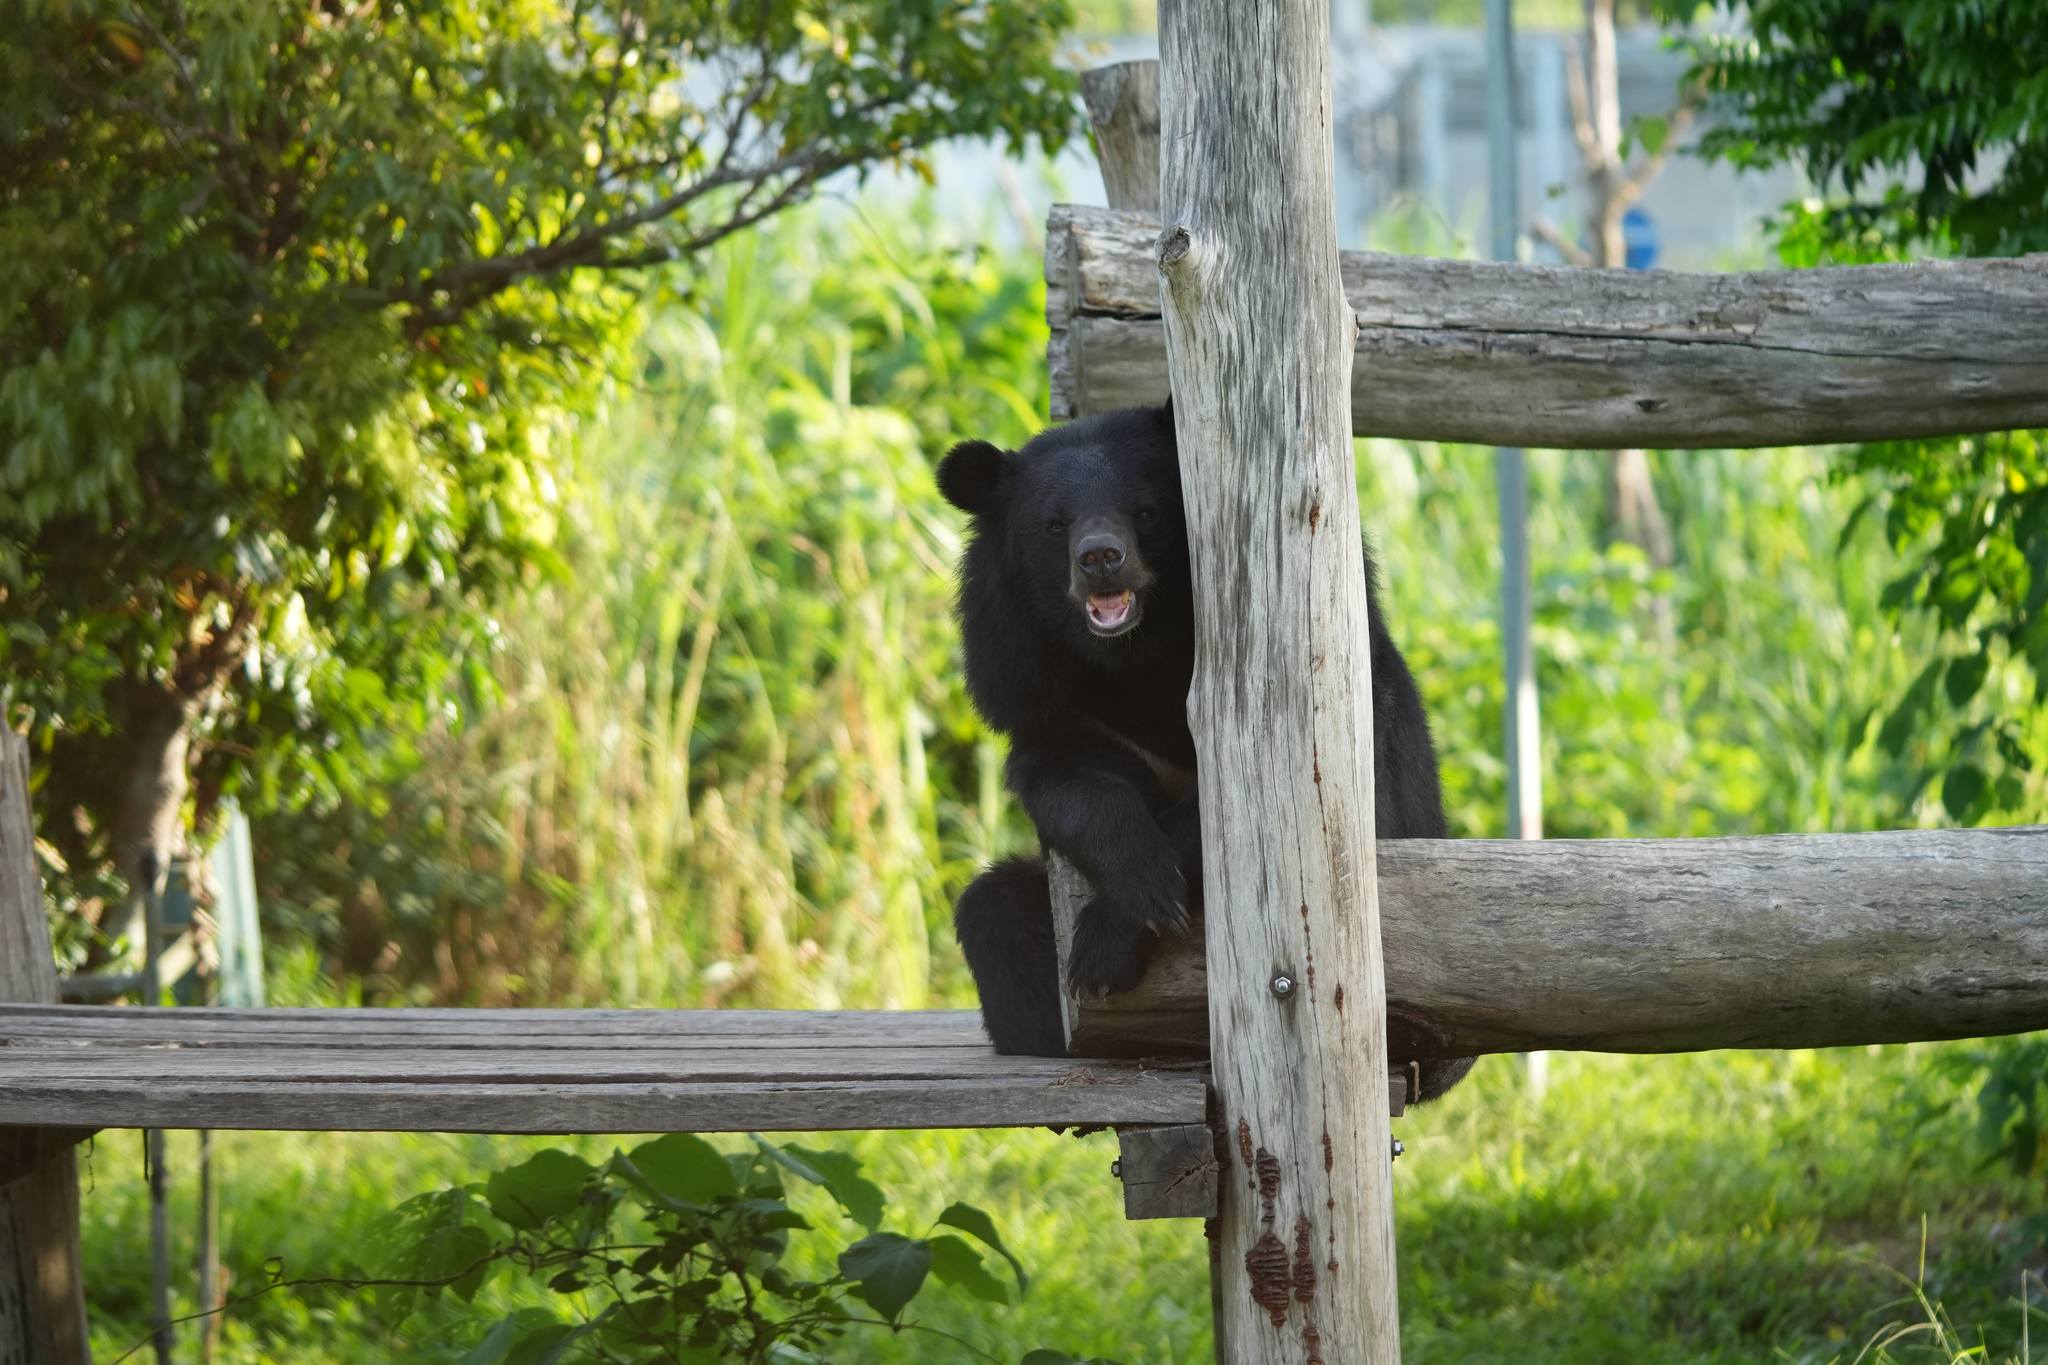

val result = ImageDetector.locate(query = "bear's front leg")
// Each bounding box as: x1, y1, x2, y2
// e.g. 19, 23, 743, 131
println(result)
1008, 753, 1191, 998
1062, 791, 1206, 997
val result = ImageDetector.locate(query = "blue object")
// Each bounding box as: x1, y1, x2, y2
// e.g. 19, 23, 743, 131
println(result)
1622, 207, 1658, 270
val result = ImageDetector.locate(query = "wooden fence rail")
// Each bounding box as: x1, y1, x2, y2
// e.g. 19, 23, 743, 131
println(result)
1047, 204, 2048, 449
1050, 827, 2048, 1056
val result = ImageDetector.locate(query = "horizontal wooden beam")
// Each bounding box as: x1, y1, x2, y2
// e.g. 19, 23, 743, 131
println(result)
1058, 827, 2048, 1058
1046, 205, 2048, 449
0, 1007, 1206, 1134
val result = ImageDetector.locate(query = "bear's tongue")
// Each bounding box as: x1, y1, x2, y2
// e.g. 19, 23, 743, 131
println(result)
1087, 590, 1135, 629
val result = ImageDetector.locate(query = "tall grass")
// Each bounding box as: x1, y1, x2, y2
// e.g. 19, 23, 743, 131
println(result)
254, 204, 1044, 1009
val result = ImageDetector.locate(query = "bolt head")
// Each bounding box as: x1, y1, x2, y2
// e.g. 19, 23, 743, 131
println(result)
1390, 1138, 1405, 1161
1269, 973, 1296, 999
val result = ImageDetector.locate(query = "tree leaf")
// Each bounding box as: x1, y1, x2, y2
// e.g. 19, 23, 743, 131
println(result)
928, 1233, 1010, 1304
937, 1201, 1028, 1294
620, 1133, 738, 1206
1944, 651, 1991, 709
838, 1232, 931, 1321
1878, 658, 1945, 755
761, 1140, 885, 1230
459, 1309, 560, 1365
485, 1149, 594, 1230
1942, 763, 1989, 820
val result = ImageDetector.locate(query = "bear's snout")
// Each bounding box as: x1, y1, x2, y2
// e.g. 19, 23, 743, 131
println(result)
1074, 529, 1126, 578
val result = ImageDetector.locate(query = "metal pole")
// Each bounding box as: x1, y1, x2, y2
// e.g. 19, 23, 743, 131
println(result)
1486, 0, 1549, 1097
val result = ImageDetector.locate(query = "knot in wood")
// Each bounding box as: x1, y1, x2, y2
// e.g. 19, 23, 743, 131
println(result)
1155, 223, 1193, 271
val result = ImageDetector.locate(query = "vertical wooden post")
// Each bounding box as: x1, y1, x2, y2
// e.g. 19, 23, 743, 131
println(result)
0, 732, 93, 1365
1080, 61, 1161, 217
1046, 57, 1171, 1054
1157, 0, 1403, 1360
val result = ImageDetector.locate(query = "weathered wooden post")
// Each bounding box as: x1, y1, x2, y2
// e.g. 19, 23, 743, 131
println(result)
0, 732, 93, 1365
1158, 1, 1403, 1359
1045, 57, 1183, 1057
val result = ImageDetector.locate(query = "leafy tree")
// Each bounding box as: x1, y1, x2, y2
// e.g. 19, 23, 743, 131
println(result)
1667, 0, 2048, 824
0, 0, 1078, 949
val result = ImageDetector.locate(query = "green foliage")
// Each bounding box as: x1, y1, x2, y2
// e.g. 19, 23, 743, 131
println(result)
1671, 0, 2048, 256
343, 1134, 1080, 1364
0, 0, 1079, 917
1834, 430, 2048, 824
1920, 1033, 2048, 1179
1663, 2, 2048, 827
249, 204, 1047, 1007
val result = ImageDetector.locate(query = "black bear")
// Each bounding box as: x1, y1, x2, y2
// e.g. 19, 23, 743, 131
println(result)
939, 402, 1473, 1103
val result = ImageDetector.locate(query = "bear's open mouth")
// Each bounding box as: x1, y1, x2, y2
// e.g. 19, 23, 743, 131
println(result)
1085, 589, 1138, 635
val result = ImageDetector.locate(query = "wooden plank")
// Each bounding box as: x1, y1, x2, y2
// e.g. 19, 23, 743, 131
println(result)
1157, 0, 1405, 1357
1116, 1123, 1218, 1220
0, 1045, 1202, 1082
0, 732, 91, 1365
0, 1004, 1208, 1134
1052, 828, 2048, 1058
0, 1076, 1205, 1135
1046, 203, 2048, 449
0, 1004, 990, 1046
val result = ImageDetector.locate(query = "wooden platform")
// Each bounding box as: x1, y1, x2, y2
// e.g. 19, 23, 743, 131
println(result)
0, 1005, 1207, 1135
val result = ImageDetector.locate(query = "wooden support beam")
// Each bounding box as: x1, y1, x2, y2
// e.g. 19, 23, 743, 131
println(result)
1047, 202, 2048, 449
1158, 0, 1405, 1358
0, 733, 91, 1365
1052, 828, 2048, 1059
1115, 1124, 1218, 1220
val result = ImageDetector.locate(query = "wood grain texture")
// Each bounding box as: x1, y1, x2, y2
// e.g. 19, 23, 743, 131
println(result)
1046, 203, 2048, 449
0, 1006, 1206, 1134
1036, 829, 2048, 1058
0, 733, 91, 1365
1157, 2, 1405, 1358
1080, 61, 1160, 216
1116, 1123, 1218, 1220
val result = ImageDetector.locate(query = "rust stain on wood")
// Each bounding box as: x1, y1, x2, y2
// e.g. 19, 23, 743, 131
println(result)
1255, 1147, 1282, 1224
1246, 1230, 1292, 1327
1292, 1215, 1318, 1303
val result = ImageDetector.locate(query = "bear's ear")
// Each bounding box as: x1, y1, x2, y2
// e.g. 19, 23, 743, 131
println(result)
937, 439, 1009, 514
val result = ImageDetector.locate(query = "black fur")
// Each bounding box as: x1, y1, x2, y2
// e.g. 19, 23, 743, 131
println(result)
941, 402, 1473, 1103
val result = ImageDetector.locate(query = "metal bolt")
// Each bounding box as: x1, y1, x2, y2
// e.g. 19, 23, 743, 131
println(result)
1269, 973, 1296, 1000
1110, 1158, 1122, 1180
1390, 1138, 1405, 1162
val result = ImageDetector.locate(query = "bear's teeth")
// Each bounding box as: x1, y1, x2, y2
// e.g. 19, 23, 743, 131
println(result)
1087, 590, 1134, 627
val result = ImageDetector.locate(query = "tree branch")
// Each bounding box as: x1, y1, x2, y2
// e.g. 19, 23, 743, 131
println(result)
1617, 76, 1707, 206
1528, 216, 1592, 266
1559, 34, 1606, 169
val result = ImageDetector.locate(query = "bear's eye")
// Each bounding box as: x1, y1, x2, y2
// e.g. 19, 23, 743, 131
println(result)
1045, 517, 1068, 536
1134, 507, 1158, 525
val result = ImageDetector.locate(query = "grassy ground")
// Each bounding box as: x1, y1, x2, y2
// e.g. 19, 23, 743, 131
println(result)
82, 1042, 2043, 1363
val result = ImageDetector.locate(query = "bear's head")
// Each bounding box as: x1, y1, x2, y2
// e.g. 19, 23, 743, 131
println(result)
938, 403, 1186, 658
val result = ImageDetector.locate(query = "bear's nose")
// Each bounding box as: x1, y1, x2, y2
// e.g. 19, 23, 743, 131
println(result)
1075, 533, 1125, 577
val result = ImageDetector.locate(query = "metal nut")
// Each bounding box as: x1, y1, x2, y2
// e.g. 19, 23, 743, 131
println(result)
1269, 973, 1296, 999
